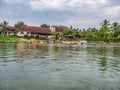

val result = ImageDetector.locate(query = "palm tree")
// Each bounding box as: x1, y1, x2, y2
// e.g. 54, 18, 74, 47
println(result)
111, 22, 119, 38
100, 19, 110, 40
2, 21, 9, 29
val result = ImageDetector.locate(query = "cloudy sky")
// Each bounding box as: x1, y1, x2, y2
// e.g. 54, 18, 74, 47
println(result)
0, 0, 120, 28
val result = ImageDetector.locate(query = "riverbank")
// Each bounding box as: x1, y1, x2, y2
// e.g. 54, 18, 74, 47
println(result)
1, 35, 120, 46
0, 35, 18, 42
0, 35, 46, 44
87, 41, 120, 46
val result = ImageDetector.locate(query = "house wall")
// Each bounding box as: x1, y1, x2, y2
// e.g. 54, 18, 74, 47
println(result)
9, 32, 14, 35
17, 31, 31, 37
50, 26, 67, 33
50, 26, 55, 32
1, 32, 14, 36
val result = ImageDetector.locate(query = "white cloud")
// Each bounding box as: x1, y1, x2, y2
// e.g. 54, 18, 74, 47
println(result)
29, 0, 108, 11
60, 17, 101, 28
101, 5, 120, 17
97, 0, 107, 4
30, 0, 63, 10
2, 0, 120, 28
4, 0, 22, 3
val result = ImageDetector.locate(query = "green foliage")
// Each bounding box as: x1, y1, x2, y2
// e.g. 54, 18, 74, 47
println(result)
54, 33, 59, 40
50, 31, 59, 40
63, 27, 75, 36
24, 34, 31, 39
100, 19, 110, 40
0, 21, 9, 29
106, 34, 112, 41
78, 19, 120, 42
117, 35, 120, 40
14, 21, 26, 28
74, 32, 82, 38
0, 19, 120, 42
39, 37, 46, 40
0, 35, 18, 41
111, 22, 120, 38
35, 35, 40, 39
40, 23, 50, 28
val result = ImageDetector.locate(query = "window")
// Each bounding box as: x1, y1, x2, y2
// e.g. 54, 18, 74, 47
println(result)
21, 32, 23, 34
8, 32, 11, 34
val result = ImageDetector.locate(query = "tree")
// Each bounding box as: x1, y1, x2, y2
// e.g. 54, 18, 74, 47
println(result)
3, 21, 9, 28
100, 19, 110, 40
0, 21, 9, 29
54, 33, 59, 41
111, 22, 120, 38
74, 31, 82, 39
70, 26, 73, 29
50, 31, 59, 43
14, 21, 26, 28
63, 27, 75, 36
117, 35, 120, 41
0, 23, 3, 29
0, 24, 3, 34
40, 23, 50, 28
85, 28, 98, 40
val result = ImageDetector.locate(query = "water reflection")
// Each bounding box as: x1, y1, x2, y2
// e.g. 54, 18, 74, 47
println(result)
86, 46, 120, 70
16, 43, 49, 59
99, 57, 107, 71
112, 47, 120, 57
0, 43, 120, 90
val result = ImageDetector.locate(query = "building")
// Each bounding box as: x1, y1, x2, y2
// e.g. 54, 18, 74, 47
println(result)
1, 25, 68, 40
50, 25, 68, 35
1, 26, 16, 35
17, 26, 51, 37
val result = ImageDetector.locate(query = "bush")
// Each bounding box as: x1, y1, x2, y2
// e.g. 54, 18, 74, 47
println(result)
39, 37, 46, 40
35, 35, 39, 39
117, 35, 120, 41
24, 34, 31, 39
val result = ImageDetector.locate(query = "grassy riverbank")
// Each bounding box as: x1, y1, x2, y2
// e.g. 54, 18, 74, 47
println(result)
0, 35, 19, 41
0, 35, 120, 46
0, 35, 46, 43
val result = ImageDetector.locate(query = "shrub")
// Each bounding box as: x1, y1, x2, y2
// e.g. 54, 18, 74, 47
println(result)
24, 34, 31, 39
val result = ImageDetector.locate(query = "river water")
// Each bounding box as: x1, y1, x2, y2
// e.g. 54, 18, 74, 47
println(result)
0, 43, 120, 90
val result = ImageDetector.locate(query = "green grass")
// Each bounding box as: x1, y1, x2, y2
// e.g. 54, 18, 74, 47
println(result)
0, 35, 19, 41
0, 35, 47, 41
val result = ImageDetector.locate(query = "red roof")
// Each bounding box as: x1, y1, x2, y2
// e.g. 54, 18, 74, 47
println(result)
18, 26, 51, 35
5, 26, 16, 30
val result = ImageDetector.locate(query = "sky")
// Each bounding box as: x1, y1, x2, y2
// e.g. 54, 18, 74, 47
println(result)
0, 0, 120, 28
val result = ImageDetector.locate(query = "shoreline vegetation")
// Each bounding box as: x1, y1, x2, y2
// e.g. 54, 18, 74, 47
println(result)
0, 35, 120, 46
0, 19, 120, 45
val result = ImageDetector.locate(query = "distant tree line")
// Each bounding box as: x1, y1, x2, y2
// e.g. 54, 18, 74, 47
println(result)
62, 19, 120, 41
0, 19, 120, 41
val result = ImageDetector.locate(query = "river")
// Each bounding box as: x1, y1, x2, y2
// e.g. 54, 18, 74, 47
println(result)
0, 43, 120, 90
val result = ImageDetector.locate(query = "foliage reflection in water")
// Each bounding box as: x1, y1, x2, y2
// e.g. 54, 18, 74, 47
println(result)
0, 43, 120, 90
